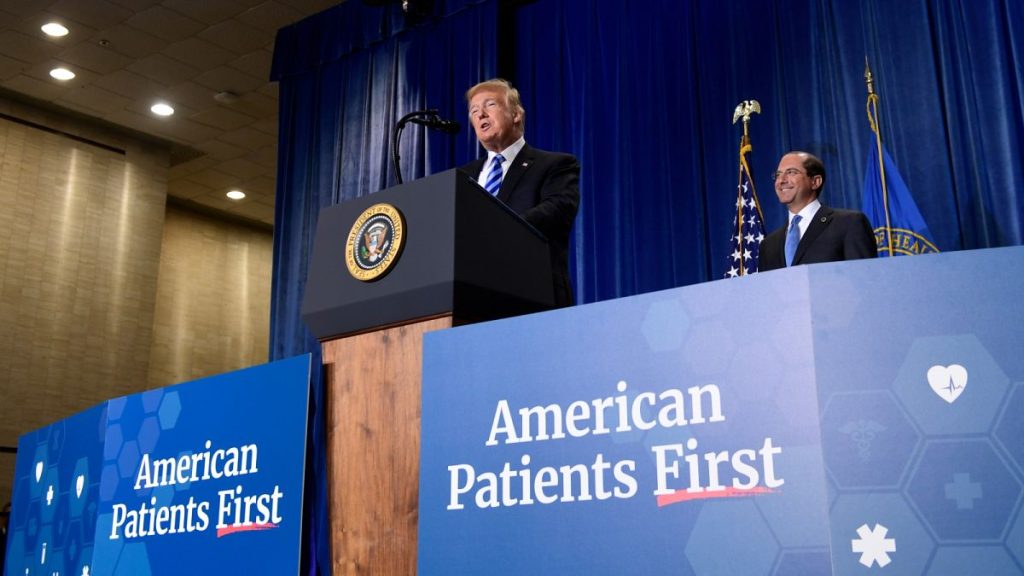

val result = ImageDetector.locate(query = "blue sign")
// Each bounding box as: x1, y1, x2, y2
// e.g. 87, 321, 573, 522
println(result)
419, 247, 1024, 575
420, 270, 831, 574
810, 248, 1024, 575
5, 355, 312, 576
5, 404, 105, 576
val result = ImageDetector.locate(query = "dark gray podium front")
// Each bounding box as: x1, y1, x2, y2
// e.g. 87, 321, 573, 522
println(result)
302, 168, 555, 339
300, 169, 555, 576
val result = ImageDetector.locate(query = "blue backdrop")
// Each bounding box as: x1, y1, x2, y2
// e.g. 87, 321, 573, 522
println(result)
513, 0, 1024, 300
268, 1, 1024, 573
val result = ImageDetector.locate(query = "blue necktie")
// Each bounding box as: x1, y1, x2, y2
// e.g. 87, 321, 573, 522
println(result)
785, 214, 802, 267
484, 154, 505, 196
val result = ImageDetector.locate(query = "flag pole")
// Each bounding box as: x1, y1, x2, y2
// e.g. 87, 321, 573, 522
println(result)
865, 58, 894, 256
732, 100, 762, 275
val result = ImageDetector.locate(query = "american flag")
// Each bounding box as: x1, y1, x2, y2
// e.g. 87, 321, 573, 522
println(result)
724, 138, 765, 277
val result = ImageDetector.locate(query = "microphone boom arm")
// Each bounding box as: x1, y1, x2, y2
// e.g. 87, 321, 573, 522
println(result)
391, 109, 461, 185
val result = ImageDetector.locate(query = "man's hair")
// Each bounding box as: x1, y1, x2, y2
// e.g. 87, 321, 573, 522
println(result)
465, 78, 526, 125
792, 151, 826, 197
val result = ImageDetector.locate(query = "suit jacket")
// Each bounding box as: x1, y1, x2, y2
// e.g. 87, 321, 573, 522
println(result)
461, 144, 580, 307
759, 205, 876, 272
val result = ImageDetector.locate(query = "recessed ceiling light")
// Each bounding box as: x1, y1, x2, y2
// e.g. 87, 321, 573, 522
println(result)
226, 190, 246, 200
41, 22, 69, 37
49, 67, 75, 81
214, 90, 239, 104
150, 102, 175, 117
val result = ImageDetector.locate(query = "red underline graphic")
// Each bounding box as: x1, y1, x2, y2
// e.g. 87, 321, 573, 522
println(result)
217, 522, 279, 538
656, 486, 778, 507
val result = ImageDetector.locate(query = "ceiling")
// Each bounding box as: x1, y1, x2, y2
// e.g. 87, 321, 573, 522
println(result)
0, 0, 342, 227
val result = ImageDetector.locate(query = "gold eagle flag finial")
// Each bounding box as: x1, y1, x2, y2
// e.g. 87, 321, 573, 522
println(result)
864, 56, 876, 96
864, 57, 880, 135
732, 100, 762, 139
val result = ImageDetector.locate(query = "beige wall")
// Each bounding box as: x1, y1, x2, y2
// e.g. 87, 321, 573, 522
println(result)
0, 98, 272, 509
147, 204, 272, 388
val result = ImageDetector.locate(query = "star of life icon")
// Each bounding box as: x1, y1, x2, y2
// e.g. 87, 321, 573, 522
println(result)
927, 364, 967, 403
852, 523, 895, 568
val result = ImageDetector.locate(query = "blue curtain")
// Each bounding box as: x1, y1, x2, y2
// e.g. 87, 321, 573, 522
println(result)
269, 2, 496, 573
515, 0, 1024, 301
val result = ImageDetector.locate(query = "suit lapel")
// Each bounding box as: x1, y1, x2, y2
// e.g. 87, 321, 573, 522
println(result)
794, 205, 834, 264
764, 230, 785, 270
465, 158, 485, 183
497, 145, 535, 203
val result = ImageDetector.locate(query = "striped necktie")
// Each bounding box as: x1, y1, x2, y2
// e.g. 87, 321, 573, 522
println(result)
484, 154, 505, 195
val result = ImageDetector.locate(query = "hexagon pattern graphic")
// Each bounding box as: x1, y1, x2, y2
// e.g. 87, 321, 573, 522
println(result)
822, 391, 920, 489
640, 298, 690, 352
819, 292, 1024, 574
755, 446, 830, 548
995, 384, 1024, 478
927, 546, 1021, 576
93, 384, 188, 572
831, 493, 934, 574
158, 391, 182, 430
773, 550, 831, 576
893, 335, 1010, 436
6, 404, 105, 576
906, 439, 1022, 541
1008, 507, 1024, 567
686, 499, 779, 575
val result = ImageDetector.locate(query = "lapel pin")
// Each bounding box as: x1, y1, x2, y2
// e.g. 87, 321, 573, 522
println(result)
820, 216, 827, 222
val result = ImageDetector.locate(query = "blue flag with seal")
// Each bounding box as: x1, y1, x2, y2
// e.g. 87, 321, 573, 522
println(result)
862, 62, 939, 257
862, 145, 939, 256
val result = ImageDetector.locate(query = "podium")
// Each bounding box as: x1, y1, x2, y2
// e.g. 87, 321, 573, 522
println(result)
302, 169, 556, 575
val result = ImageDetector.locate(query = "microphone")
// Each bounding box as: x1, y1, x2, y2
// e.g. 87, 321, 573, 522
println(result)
407, 114, 461, 134
393, 108, 461, 184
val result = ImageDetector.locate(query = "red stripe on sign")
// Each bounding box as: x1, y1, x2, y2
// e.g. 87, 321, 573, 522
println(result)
656, 486, 777, 507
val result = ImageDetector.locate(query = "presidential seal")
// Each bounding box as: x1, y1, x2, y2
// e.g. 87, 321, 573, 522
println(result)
345, 203, 405, 281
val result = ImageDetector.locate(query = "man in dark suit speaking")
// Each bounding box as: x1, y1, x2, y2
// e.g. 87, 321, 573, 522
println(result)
759, 151, 876, 271
460, 78, 580, 307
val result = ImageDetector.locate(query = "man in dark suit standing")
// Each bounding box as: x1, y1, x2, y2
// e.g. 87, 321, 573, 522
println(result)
461, 78, 580, 307
759, 151, 876, 271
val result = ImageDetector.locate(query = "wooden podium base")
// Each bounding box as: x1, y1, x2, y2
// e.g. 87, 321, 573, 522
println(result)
321, 315, 452, 576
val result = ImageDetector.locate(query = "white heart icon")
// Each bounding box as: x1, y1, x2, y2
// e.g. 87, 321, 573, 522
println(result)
927, 364, 968, 403
35, 461, 43, 482
76, 474, 85, 498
